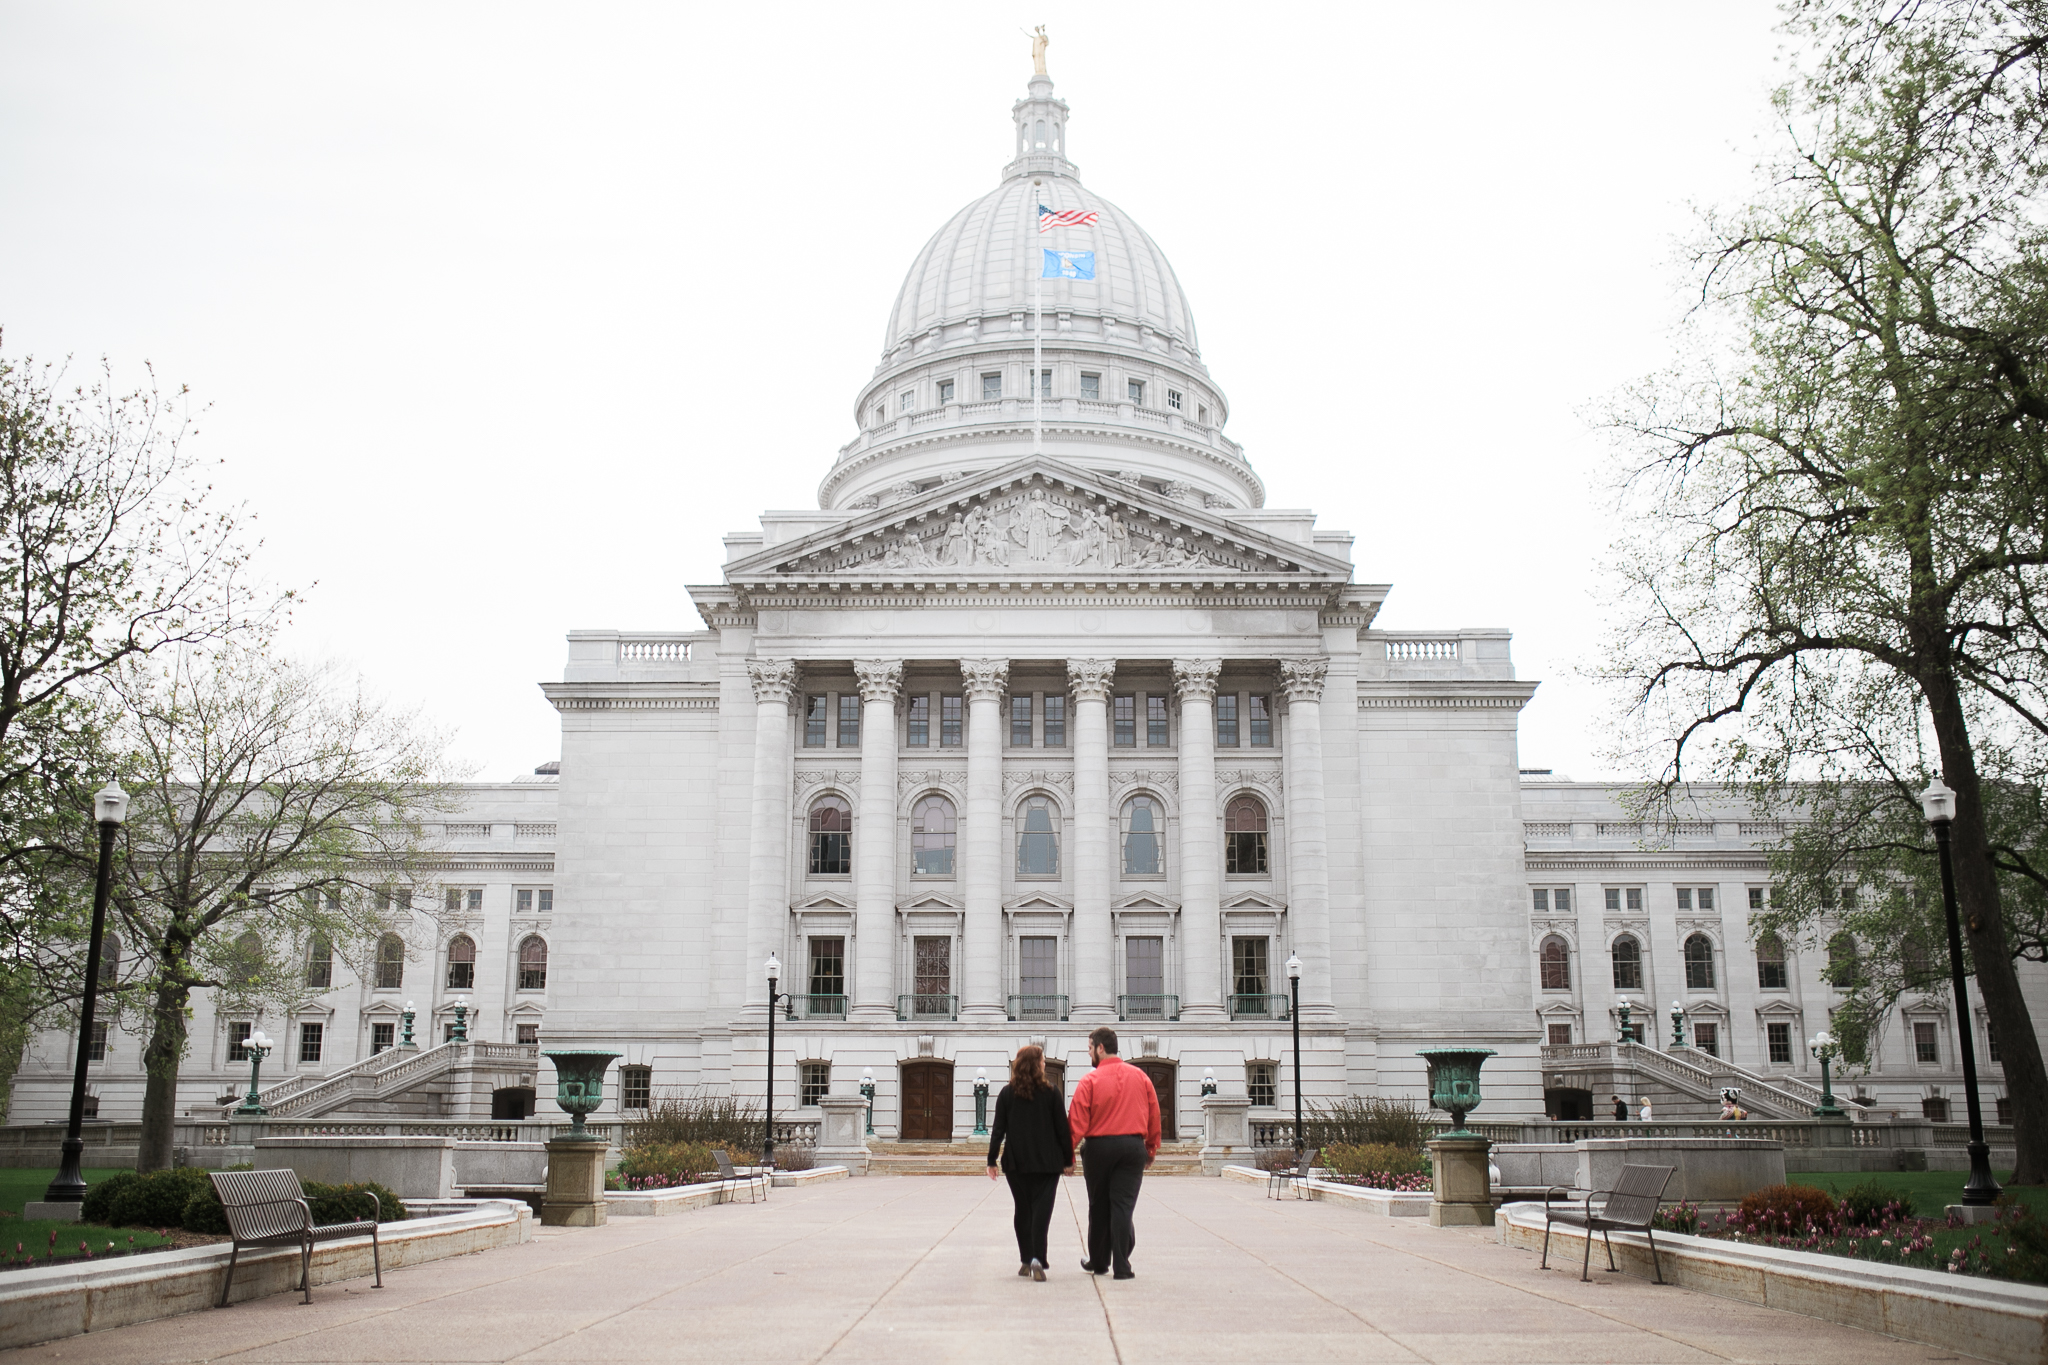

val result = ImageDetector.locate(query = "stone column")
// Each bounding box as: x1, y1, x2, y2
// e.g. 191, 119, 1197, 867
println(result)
1175, 658, 1224, 1021
1281, 657, 1333, 1018
852, 659, 902, 1021
961, 659, 1008, 1021
744, 659, 797, 1012
1068, 659, 1116, 1021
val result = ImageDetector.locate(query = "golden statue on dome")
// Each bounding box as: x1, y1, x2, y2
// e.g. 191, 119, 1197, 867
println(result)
1029, 25, 1049, 75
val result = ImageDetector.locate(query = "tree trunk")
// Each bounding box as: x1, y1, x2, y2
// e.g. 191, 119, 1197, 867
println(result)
1923, 671, 2048, 1184
135, 979, 190, 1173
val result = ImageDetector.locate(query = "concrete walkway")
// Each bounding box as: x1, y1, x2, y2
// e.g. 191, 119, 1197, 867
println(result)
0, 1176, 1971, 1364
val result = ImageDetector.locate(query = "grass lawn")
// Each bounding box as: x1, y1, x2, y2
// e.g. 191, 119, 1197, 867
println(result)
1789, 1169, 2047, 1218
0, 1166, 133, 1217
0, 1166, 177, 1269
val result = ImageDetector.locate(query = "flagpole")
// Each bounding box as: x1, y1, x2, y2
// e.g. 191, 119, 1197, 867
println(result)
1033, 191, 1044, 456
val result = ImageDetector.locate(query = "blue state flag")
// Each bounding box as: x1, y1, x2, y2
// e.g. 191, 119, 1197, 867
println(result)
1041, 249, 1096, 280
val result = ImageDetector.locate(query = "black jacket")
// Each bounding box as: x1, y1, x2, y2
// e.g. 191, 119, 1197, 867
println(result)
987, 1082, 1074, 1174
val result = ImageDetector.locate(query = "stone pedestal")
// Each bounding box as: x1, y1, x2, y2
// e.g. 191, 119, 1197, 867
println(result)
1427, 1135, 1494, 1227
814, 1093, 872, 1175
1200, 1095, 1252, 1175
23, 1200, 82, 1222
541, 1138, 609, 1227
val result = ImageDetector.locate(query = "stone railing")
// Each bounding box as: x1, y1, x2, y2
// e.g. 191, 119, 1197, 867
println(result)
1542, 1042, 1819, 1119
228, 1041, 540, 1120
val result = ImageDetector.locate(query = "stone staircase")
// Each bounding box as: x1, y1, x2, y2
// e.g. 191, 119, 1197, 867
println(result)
1543, 1041, 1818, 1121
213, 1041, 540, 1120
868, 1139, 1206, 1176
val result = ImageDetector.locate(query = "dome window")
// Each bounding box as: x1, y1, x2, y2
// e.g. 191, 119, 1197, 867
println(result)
1032, 369, 1050, 399
981, 373, 1003, 400
938, 379, 954, 404
899, 391, 914, 412
1034, 119, 1047, 149
1127, 379, 1145, 405
1079, 372, 1100, 400
1167, 389, 1183, 411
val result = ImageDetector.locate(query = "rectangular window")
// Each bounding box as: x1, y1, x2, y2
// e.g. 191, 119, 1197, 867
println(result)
1532, 889, 1549, 912
372, 1021, 396, 1054
1997, 1096, 2012, 1124
1232, 936, 1269, 998
1767, 1022, 1792, 1064
1604, 887, 1643, 912
1556, 888, 1572, 911
516, 1022, 539, 1045
621, 1065, 652, 1112
939, 694, 962, 747
1749, 887, 1766, 911
838, 695, 860, 748
444, 1023, 458, 1043
89, 1021, 109, 1062
899, 391, 913, 411
800, 1062, 831, 1107
1146, 694, 1169, 746
306, 936, 334, 989
1112, 694, 1136, 746
1676, 888, 1691, 910
809, 937, 845, 997
906, 695, 930, 747
1198, 405, 1209, 423
1127, 378, 1145, 404
1693, 1021, 1719, 1057
1988, 1020, 2001, 1063
1010, 695, 1033, 747
538, 889, 552, 913
1031, 369, 1051, 398
228, 1021, 253, 1063
938, 378, 955, 404
1546, 1022, 1573, 1047
1698, 887, 1715, 911
517, 889, 533, 913
1080, 372, 1100, 400
1125, 936, 1163, 997
1915, 1021, 1940, 1064
804, 695, 828, 747
982, 373, 1002, 400
1042, 695, 1066, 746
298, 1022, 323, 1064
1167, 388, 1183, 410
1923, 1095, 1950, 1121
1248, 694, 1271, 746
1020, 936, 1058, 996
914, 935, 951, 999
1247, 1062, 1276, 1108
1215, 694, 1239, 747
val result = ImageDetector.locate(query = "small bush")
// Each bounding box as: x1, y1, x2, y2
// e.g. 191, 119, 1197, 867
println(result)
1254, 1147, 1300, 1172
1306, 1095, 1426, 1150
1321, 1143, 1429, 1179
87, 1168, 212, 1229
1840, 1180, 1917, 1226
182, 1184, 230, 1235
772, 1145, 815, 1172
1738, 1183, 1838, 1234
626, 1090, 763, 1151
303, 1181, 406, 1224
615, 1141, 715, 1189
80, 1172, 139, 1225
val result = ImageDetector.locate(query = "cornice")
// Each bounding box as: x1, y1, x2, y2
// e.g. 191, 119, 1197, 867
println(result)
1357, 682, 1538, 711
1523, 853, 1770, 873
418, 856, 557, 873
733, 585, 1345, 610
540, 682, 721, 713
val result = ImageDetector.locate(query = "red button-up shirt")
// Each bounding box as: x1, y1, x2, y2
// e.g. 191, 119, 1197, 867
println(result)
1067, 1055, 1162, 1159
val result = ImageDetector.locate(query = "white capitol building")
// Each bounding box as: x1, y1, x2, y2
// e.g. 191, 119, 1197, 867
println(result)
10, 70, 2031, 1143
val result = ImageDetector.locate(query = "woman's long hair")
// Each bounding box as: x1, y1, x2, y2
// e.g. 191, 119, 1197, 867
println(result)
1010, 1044, 1048, 1100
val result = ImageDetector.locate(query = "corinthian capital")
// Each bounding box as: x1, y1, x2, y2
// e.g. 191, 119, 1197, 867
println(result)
1279, 657, 1330, 703
1066, 658, 1116, 703
1172, 657, 1222, 701
853, 659, 904, 704
960, 658, 1010, 702
746, 659, 798, 705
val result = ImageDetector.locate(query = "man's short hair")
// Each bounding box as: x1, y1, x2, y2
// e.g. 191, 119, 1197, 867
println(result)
1088, 1026, 1119, 1055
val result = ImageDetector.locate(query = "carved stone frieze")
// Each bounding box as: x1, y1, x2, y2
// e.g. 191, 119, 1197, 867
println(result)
1531, 920, 1576, 946
1003, 769, 1076, 798
795, 769, 862, 800
1219, 767, 1281, 792
898, 769, 968, 793
1108, 768, 1178, 794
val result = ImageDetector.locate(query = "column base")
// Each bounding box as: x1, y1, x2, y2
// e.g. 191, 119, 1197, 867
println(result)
541, 1139, 610, 1228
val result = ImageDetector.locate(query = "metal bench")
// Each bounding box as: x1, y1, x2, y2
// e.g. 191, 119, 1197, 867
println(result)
1267, 1148, 1319, 1200
712, 1149, 767, 1203
210, 1168, 382, 1306
1540, 1163, 1674, 1284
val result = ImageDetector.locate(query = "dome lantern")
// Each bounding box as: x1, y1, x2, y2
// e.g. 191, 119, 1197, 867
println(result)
1006, 74, 1078, 182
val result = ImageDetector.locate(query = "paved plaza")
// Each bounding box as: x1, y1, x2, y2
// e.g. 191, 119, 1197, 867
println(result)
0, 1177, 1972, 1364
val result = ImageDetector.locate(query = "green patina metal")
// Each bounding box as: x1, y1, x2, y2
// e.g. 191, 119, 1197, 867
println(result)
544, 1049, 621, 1141
1417, 1047, 1496, 1137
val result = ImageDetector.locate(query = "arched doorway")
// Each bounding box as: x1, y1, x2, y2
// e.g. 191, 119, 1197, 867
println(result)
900, 1060, 954, 1141
1131, 1058, 1177, 1141
492, 1086, 536, 1120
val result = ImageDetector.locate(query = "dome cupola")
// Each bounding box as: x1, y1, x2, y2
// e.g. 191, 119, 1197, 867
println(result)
821, 67, 1260, 513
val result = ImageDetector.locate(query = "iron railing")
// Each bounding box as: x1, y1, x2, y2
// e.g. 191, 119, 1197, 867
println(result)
1007, 994, 1069, 1021
896, 993, 958, 1022
784, 994, 847, 1020
1228, 993, 1291, 1021
1117, 994, 1180, 1022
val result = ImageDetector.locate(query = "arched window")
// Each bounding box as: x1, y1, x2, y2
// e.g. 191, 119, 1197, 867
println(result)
1017, 796, 1059, 876
1121, 795, 1163, 876
1610, 934, 1642, 990
1826, 931, 1859, 988
305, 934, 333, 989
446, 934, 476, 990
99, 935, 120, 985
1034, 118, 1046, 149
229, 930, 262, 987
1902, 932, 1940, 988
1539, 935, 1570, 990
375, 932, 405, 990
1756, 933, 1788, 989
808, 795, 852, 875
1225, 796, 1268, 875
1684, 933, 1716, 989
911, 795, 956, 876
518, 935, 548, 990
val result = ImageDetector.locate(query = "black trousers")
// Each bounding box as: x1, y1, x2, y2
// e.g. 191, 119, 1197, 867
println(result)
1006, 1170, 1060, 1264
1080, 1135, 1146, 1273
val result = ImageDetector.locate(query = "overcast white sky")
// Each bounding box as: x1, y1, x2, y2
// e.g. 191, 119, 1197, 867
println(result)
0, 3, 1792, 782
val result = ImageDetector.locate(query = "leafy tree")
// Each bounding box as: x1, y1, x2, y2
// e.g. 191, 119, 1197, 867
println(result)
45, 647, 459, 1169
1604, 0, 2048, 1179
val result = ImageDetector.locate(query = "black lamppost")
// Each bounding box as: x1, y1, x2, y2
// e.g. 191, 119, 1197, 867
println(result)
44, 781, 127, 1207
1919, 778, 2001, 1207
764, 952, 782, 1171
1286, 951, 1303, 1155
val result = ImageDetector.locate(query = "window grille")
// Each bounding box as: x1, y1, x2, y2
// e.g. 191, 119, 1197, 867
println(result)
838, 695, 861, 747
1125, 936, 1163, 996
1079, 372, 1100, 400
1232, 937, 1269, 997
1042, 695, 1066, 747
982, 373, 1002, 400
1127, 379, 1144, 404
1683, 934, 1716, 989
940, 694, 962, 747
446, 935, 476, 990
800, 1062, 831, 1107
1914, 1021, 1940, 1064
1020, 936, 1058, 996
938, 379, 954, 403
1767, 1021, 1793, 1064
1167, 389, 1182, 410
1923, 1095, 1950, 1121
1215, 694, 1239, 747
621, 1065, 653, 1112
1539, 936, 1570, 990
804, 695, 827, 747
375, 933, 405, 990
298, 1023, 323, 1063
906, 695, 929, 747
914, 936, 951, 998
518, 936, 548, 990
306, 936, 333, 989
1546, 1022, 1573, 1046
1610, 935, 1642, 990
1010, 695, 1033, 747
516, 1022, 539, 1045
912, 796, 956, 876
809, 937, 845, 997
1145, 694, 1168, 746
809, 796, 853, 875
1693, 1022, 1719, 1056
372, 1021, 395, 1054
89, 1021, 109, 1061
1112, 695, 1135, 746
1247, 1062, 1276, 1108
228, 1021, 253, 1062
1248, 694, 1271, 746
1224, 796, 1268, 874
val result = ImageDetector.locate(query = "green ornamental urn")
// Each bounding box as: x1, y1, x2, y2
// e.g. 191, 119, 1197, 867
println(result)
544, 1049, 622, 1141
1417, 1048, 1496, 1136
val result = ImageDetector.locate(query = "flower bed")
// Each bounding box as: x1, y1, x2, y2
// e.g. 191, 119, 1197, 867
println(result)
1317, 1142, 1431, 1193
2, 1225, 176, 1272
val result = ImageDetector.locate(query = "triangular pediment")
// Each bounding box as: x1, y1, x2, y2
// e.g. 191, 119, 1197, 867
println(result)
725, 459, 1354, 586
1536, 1000, 1582, 1017
1003, 891, 1073, 914
793, 891, 856, 912
899, 891, 964, 913
1221, 890, 1287, 911
1113, 890, 1180, 912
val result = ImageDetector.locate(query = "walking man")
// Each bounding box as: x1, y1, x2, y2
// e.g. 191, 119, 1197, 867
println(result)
1064, 1026, 1160, 1281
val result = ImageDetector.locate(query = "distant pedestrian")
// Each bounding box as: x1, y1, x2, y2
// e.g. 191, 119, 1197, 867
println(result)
1639, 1098, 1654, 1123
1066, 1026, 1160, 1281
986, 1044, 1072, 1282
1611, 1095, 1629, 1121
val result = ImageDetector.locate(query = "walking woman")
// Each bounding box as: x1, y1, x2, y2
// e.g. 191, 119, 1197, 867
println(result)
986, 1044, 1073, 1281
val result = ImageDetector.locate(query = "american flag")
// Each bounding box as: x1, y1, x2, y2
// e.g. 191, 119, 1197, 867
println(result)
1039, 203, 1099, 233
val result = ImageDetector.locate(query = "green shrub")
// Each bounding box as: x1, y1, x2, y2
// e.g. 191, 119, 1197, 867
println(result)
1840, 1180, 1917, 1226
302, 1180, 406, 1223
1321, 1143, 1429, 1179
80, 1171, 140, 1225
88, 1167, 211, 1229
1305, 1096, 1426, 1150
625, 1090, 763, 1151
615, 1141, 714, 1189
182, 1184, 230, 1235
1737, 1183, 1838, 1234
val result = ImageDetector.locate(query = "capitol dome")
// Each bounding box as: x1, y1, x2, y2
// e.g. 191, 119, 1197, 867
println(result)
820, 73, 1261, 513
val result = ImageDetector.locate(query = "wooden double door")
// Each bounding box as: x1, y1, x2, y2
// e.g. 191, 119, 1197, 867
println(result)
900, 1060, 953, 1140
1132, 1059, 1177, 1141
